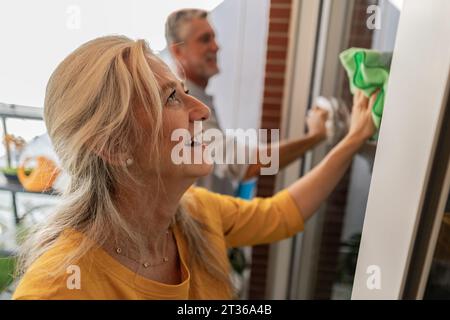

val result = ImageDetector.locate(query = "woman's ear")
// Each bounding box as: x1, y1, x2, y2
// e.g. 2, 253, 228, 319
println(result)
125, 158, 134, 167
93, 147, 133, 167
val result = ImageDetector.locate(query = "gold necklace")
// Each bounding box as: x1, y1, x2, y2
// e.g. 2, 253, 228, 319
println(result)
115, 230, 170, 268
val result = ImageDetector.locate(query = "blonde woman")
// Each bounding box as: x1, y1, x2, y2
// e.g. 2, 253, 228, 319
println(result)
13, 36, 376, 300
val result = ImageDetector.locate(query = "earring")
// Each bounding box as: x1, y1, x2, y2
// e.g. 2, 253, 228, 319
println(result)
125, 158, 134, 167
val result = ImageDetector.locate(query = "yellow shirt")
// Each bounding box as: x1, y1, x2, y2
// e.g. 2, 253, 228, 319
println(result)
13, 187, 303, 300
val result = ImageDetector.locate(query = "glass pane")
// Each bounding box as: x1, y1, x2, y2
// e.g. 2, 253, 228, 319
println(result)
2, 118, 47, 168
320, 0, 401, 300
288, 0, 405, 299
0, 117, 57, 300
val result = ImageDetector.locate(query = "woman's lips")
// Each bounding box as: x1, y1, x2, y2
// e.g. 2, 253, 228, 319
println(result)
185, 131, 208, 148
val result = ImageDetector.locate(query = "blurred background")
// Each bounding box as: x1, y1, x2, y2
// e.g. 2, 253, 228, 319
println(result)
0, 0, 449, 300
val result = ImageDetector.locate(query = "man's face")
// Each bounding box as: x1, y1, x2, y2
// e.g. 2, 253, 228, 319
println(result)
175, 18, 220, 82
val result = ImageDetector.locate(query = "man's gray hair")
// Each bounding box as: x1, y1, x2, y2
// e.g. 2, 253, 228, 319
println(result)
165, 8, 208, 45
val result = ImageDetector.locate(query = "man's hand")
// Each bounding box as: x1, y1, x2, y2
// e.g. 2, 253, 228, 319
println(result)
243, 107, 329, 180
306, 107, 328, 140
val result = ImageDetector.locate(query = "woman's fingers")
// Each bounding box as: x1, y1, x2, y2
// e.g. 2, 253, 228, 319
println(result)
368, 90, 380, 110
354, 89, 381, 112
354, 90, 368, 108
353, 90, 361, 105
360, 94, 369, 110
347, 89, 379, 141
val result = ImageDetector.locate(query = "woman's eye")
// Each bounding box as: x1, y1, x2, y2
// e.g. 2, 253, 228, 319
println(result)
166, 90, 181, 105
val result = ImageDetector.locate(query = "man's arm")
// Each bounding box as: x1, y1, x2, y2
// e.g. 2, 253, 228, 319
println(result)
243, 133, 325, 180
243, 108, 328, 180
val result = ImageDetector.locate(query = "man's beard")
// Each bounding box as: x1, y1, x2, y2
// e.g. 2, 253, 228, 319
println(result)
196, 63, 219, 81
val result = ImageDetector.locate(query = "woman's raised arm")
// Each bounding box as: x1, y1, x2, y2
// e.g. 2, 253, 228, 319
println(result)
288, 90, 378, 221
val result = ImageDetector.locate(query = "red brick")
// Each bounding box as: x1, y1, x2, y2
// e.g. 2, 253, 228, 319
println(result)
266, 64, 286, 74
269, 21, 290, 33
264, 85, 284, 93
270, 7, 291, 19
267, 35, 289, 47
267, 49, 288, 60
264, 71, 285, 79
271, 0, 292, 4
264, 77, 285, 87
264, 92, 283, 101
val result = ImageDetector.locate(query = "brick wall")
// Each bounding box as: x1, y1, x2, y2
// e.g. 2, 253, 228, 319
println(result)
248, 0, 293, 299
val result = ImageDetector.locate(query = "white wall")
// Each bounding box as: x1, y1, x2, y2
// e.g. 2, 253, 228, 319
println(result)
0, 0, 224, 108
208, 0, 269, 130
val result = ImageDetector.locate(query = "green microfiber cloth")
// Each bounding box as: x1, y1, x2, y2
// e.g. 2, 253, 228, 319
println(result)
340, 48, 392, 130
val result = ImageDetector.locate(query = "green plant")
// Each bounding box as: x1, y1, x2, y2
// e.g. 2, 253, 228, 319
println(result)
228, 248, 247, 275
0, 251, 16, 292
1, 167, 33, 175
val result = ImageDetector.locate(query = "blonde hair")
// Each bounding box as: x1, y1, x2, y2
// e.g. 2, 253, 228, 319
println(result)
16, 35, 231, 297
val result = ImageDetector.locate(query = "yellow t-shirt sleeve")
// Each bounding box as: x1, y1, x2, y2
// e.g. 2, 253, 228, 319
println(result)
192, 188, 304, 248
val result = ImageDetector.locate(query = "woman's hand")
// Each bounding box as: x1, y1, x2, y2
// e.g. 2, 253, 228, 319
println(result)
346, 90, 378, 143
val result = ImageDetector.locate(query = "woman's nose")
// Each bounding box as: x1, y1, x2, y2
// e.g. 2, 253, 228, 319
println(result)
189, 98, 211, 123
